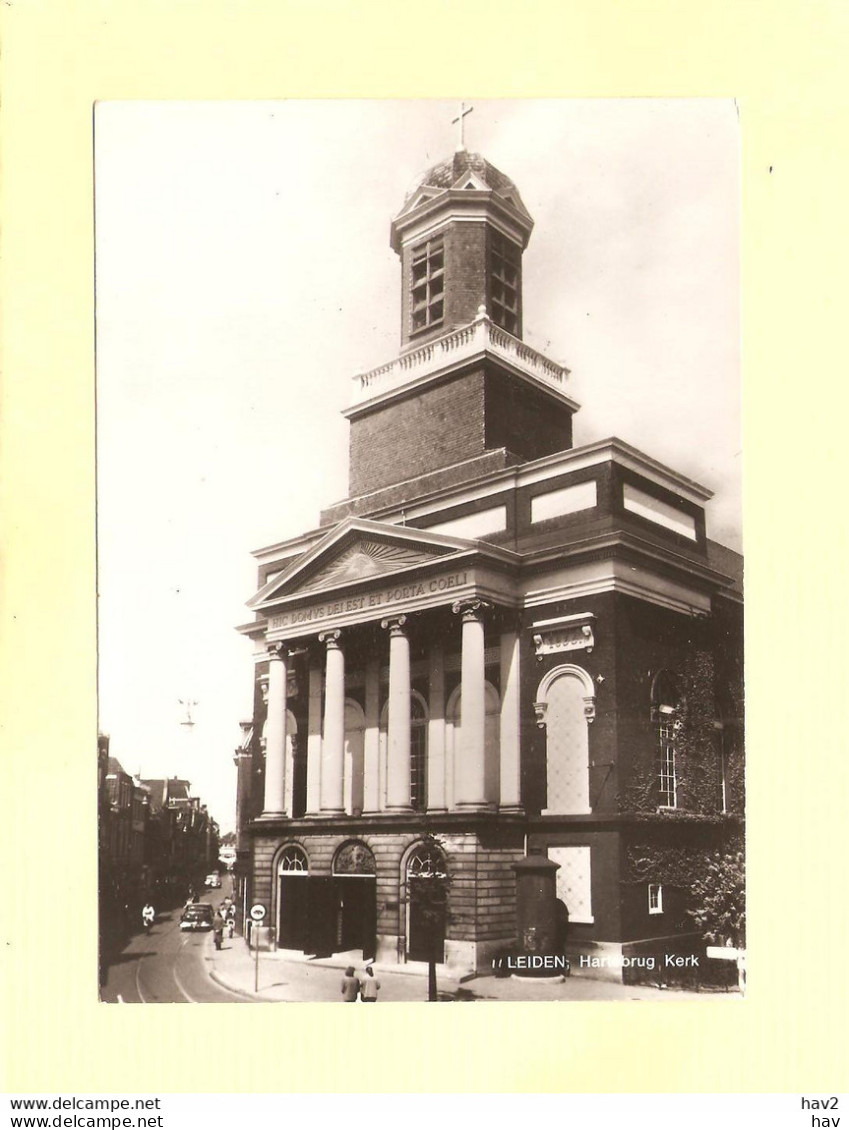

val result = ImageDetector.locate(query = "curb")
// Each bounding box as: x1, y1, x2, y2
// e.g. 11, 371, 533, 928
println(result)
202, 931, 280, 1003
208, 965, 280, 1003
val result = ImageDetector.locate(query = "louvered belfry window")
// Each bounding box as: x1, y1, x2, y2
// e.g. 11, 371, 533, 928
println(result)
410, 238, 445, 332
489, 230, 520, 335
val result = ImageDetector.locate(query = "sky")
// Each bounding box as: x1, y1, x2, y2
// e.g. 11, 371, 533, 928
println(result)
94, 99, 740, 834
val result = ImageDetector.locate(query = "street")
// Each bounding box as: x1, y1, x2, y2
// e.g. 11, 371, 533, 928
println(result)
100, 886, 248, 1005
100, 877, 722, 1004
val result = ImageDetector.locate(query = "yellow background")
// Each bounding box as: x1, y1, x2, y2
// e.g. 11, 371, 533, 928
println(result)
2, 0, 847, 1094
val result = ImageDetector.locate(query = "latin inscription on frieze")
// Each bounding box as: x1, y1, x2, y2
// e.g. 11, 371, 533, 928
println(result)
268, 569, 470, 631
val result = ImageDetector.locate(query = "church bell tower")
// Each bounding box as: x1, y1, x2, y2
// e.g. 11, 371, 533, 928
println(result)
330, 110, 582, 521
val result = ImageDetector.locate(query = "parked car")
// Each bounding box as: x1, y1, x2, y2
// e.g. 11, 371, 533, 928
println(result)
180, 903, 214, 931
204, 873, 221, 889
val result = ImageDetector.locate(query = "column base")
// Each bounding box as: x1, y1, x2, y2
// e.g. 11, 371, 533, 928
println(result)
384, 803, 414, 813
498, 804, 525, 814
454, 800, 497, 812
256, 810, 289, 820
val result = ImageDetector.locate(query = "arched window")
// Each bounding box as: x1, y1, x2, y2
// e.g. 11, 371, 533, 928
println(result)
277, 844, 308, 873
406, 842, 448, 879
651, 671, 679, 809
332, 840, 376, 876
535, 665, 595, 815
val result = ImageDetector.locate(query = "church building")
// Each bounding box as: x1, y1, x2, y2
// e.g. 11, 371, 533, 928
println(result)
233, 123, 744, 980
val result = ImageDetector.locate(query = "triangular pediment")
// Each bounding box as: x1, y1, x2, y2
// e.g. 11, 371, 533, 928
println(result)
249, 518, 490, 610
396, 186, 445, 218
451, 171, 489, 192
296, 537, 446, 594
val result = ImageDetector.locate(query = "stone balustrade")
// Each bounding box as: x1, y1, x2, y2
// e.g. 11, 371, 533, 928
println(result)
351, 311, 571, 405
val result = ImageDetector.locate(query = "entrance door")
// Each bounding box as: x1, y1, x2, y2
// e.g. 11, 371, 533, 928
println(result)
305, 877, 336, 957
334, 877, 376, 959
278, 875, 308, 950
407, 877, 446, 962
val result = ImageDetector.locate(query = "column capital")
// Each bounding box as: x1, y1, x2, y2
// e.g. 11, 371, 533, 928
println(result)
380, 614, 408, 636
451, 598, 492, 623
267, 641, 308, 662
318, 629, 342, 648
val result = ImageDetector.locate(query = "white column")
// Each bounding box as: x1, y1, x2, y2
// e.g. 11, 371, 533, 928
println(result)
427, 640, 447, 811
262, 645, 288, 815
382, 615, 412, 810
305, 656, 323, 815
362, 656, 381, 813
284, 714, 296, 817
452, 599, 490, 809
499, 627, 522, 810
319, 630, 345, 814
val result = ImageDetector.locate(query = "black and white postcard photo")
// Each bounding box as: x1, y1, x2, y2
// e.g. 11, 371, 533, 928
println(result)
95, 99, 743, 1004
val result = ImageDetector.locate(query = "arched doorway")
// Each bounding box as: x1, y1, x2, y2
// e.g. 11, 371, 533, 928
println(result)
331, 840, 377, 959
276, 844, 309, 950
405, 842, 448, 963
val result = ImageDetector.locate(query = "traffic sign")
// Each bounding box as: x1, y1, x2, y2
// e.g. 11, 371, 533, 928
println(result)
249, 903, 267, 922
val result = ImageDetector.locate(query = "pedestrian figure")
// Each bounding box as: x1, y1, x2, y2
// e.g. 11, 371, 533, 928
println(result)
142, 902, 155, 934
359, 964, 380, 1002
212, 910, 225, 950
341, 966, 360, 1002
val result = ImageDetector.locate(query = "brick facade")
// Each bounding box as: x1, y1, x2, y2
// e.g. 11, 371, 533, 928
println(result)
348, 368, 487, 496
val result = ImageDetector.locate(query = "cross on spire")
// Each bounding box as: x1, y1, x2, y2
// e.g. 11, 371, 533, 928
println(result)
452, 102, 474, 151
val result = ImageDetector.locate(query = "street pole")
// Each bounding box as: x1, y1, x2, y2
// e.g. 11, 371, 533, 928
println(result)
248, 904, 267, 994
428, 957, 438, 1002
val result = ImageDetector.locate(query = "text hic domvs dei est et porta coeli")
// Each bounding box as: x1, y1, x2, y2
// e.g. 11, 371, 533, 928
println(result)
268, 569, 472, 631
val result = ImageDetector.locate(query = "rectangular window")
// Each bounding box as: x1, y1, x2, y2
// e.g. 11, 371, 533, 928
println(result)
714, 724, 727, 813
410, 238, 444, 333
658, 708, 677, 808
648, 883, 663, 914
548, 846, 593, 924
410, 719, 427, 811
489, 230, 521, 335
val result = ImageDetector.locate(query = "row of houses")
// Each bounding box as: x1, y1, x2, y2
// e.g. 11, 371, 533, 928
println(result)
98, 733, 221, 938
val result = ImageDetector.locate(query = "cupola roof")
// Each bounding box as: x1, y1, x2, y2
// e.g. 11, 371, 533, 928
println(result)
392, 149, 534, 255
403, 150, 524, 205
